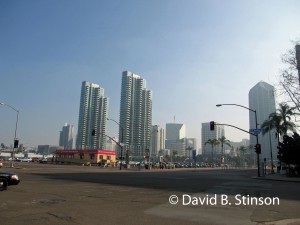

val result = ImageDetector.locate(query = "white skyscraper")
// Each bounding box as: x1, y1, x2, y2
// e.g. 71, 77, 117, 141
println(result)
249, 81, 277, 161
76, 81, 108, 150
201, 122, 224, 155
165, 123, 186, 156
59, 123, 74, 149
119, 71, 152, 158
151, 125, 165, 156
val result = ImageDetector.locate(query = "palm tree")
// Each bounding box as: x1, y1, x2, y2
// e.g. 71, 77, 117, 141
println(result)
205, 139, 220, 167
239, 146, 247, 168
218, 136, 231, 161
261, 103, 297, 145
261, 103, 298, 171
261, 113, 283, 145
158, 149, 164, 156
172, 150, 178, 162
277, 103, 297, 135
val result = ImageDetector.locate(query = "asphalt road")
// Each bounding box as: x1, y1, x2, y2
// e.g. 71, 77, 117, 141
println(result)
1, 163, 300, 225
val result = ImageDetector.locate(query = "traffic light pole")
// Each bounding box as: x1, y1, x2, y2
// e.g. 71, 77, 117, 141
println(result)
92, 130, 123, 169
107, 118, 124, 170
215, 122, 260, 177
0, 103, 19, 168
215, 123, 255, 136
251, 110, 260, 177
216, 104, 261, 177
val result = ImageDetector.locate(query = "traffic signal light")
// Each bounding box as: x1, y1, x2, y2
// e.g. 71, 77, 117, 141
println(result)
210, 121, 215, 131
255, 144, 261, 154
92, 129, 96, 136
14, 139, 19, 148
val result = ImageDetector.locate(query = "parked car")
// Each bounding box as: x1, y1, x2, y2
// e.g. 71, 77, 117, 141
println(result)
31, 157, 41, 162
8, 157, 18, 161
39, 157, 48, 163
0, 171, 20, 191
18, 157, 32, 162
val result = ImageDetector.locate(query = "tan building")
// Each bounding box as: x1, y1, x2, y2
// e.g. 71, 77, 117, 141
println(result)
55, 149, 116, 166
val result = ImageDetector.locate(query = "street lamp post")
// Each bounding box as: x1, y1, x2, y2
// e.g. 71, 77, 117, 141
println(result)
216, 103, 260, 177
0, 102, 19, 168
107, 118, 124, 170
268, 124, 274, 174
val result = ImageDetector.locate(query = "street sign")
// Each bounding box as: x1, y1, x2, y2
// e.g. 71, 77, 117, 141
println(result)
249, 128, 264, 134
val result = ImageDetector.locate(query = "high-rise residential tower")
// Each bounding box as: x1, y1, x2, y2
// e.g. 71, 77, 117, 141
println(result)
59, 123, 74, 149
249, 81, 277, 161
151, 125, 166, 156
76, 81, 108, 150
119, 71, 152, 158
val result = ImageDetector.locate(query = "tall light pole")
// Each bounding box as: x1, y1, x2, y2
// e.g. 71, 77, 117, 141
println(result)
107, 118, 124, 170
216, 103, 260, 177
0, 102, 19, 168
268, 124, 274, 174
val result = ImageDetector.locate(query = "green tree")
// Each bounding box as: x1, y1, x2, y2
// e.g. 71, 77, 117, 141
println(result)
239, 146, 247, 167
247, 145, 256, 166
278, 103, 297, 135
205, 139, 220, 167
277, 132, 300, 176
218, 136, 231, 159
158, 149, 164, 156
172, 150, 178, 162
261, 103, 297, 144
261, 103, 298, 170
164, 154, 170, 162
261, 112, 283, 145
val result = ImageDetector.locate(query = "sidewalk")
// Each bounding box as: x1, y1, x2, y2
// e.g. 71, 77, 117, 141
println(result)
253, 172, 300, 182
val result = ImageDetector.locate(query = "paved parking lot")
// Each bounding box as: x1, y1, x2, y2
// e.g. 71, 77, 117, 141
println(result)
1, 162, 300, 225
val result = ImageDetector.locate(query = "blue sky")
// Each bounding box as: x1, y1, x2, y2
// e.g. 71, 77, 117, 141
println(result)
0, 0, 299, 148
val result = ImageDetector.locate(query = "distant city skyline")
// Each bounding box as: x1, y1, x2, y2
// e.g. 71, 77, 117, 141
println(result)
1, 0, 299, 148
59, 123, 74, 150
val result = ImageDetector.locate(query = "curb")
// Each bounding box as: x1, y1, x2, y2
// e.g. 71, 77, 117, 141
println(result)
252, 175, 300, 182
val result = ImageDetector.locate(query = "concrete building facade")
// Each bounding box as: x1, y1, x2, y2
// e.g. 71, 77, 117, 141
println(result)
76, 81, 108, 150
119, 71, 152, 159
249, 81, 277, 162
165, 123, 186, 156
150, 125, 165, 156
59, 123, 74, 149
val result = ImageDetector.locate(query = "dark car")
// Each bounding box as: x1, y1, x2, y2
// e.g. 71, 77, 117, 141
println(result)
0, 171, 20, 191
39, 157, 48, 163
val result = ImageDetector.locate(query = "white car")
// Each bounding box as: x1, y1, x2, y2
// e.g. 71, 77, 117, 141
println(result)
18, 158, 32, 162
